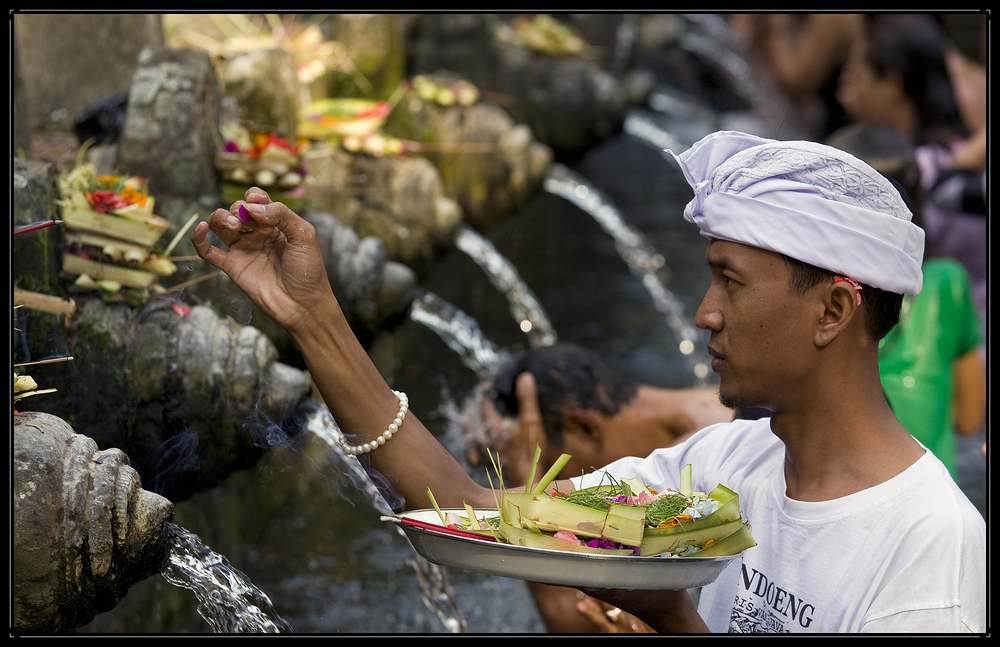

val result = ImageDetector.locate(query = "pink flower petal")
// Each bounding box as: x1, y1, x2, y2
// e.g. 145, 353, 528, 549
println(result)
553, 531, 582, 545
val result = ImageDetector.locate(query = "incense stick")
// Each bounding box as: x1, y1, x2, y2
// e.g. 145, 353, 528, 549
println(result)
162, 213, 201, 257
14, 356, 74, 368
13, 220, 63, 236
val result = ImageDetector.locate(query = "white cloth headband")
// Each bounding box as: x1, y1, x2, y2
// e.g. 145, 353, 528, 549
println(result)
669, 131, 925, 295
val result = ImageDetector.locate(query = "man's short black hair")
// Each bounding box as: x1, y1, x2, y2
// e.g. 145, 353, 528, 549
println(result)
782, 255, 903, 342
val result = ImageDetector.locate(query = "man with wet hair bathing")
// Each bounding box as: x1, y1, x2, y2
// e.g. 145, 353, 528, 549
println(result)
468, 341, 739, 488
192, 130, 985, 633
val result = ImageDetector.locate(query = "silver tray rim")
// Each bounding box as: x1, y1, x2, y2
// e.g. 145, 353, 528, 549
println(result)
390, 508, 741, 590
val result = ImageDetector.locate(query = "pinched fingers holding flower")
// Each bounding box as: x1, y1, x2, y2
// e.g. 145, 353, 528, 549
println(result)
190, 187, 334, 331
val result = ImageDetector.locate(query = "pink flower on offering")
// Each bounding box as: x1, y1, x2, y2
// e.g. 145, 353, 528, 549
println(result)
553, 531, 582, 545
637, 490, 658, 505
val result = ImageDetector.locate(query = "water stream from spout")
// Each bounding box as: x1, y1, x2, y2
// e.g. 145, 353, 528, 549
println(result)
452, 225, 557, 349
409, 289, 510, 382
542, 163, 710, 384
622, 110, 689, 155
160, 522, 294, 633
301, 399, 468, 633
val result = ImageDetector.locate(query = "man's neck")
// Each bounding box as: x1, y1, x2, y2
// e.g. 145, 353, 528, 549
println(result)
768, 363, 925, 502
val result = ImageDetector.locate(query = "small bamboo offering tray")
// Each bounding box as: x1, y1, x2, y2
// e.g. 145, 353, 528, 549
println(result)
55, 161, 188, 298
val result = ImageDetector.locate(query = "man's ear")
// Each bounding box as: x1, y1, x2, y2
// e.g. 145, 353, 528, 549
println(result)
561, 408, 606, 449
815, 282, 860, 347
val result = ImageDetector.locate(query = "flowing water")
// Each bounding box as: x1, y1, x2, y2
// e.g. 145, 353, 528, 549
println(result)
409, 289, 511, 381
452, 225, 558, 349
678, 13, 800, 139
300, 399, 469, 633
160, 523, 293, 633
542, 162, 710, 384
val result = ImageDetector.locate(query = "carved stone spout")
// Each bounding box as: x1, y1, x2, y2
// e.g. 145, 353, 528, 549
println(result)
13, 411, 174, 634
18, 296, 313, 502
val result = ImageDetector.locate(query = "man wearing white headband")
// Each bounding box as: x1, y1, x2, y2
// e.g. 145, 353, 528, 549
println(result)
573, 131, 983, 633
192, 130, 984, 634
674, 130, 925, 295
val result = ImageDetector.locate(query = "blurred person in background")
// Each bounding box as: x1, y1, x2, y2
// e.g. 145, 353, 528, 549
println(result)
925, 13, 986, 346
826, 123, 986, 485
729, 13, 864, 140
835, 13, 986, 347
470, 342, 738, 489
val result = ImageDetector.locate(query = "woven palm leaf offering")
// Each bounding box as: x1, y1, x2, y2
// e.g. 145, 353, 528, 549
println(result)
494, 14, 591, 57
409, 73, 481, 107
216, 120, 309, 210
13, 367, 59, 415
299, 98, 391, 140
297, 97, 410, 158
298, 91, 494, 160
422, 449, 756, 559
56, 157, 183, 305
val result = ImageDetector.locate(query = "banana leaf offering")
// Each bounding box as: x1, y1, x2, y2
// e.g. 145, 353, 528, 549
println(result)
216, 122, 308, 211
436, 450, 756, 558
56, 158, 180, 303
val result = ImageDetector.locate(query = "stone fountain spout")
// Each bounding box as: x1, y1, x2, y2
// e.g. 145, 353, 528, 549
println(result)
13, 411, 175, 634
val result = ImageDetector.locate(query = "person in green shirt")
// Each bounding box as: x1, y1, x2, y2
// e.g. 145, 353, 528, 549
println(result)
877, 258, 983, 479
827, 124, 986, 479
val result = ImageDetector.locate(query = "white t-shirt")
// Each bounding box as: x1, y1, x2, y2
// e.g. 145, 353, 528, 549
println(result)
572, 418, 986, 633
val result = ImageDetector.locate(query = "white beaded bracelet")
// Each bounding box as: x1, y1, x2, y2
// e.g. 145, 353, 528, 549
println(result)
340, 390, 409, 455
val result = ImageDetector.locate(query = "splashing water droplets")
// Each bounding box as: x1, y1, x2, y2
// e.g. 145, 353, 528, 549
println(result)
160, 523, 293, 633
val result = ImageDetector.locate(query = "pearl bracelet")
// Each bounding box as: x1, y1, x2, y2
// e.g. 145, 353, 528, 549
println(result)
340, 390, 409, 455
